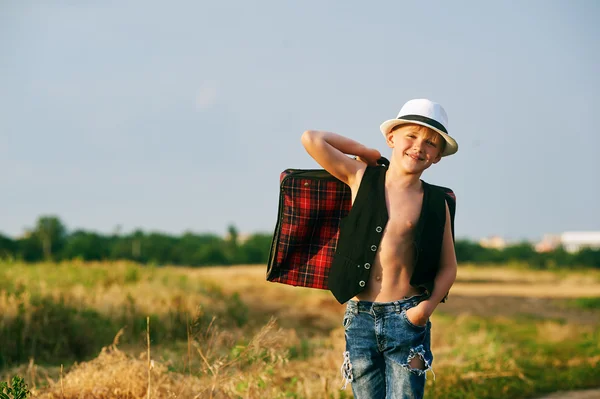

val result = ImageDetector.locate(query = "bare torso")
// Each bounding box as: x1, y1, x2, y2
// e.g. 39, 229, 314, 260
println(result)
351, 169, 425, 302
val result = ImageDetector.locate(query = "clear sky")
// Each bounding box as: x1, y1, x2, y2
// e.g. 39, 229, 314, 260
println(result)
1, 0, 599, 241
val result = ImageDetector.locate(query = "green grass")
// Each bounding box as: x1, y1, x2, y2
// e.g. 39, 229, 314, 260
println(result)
566, 297, 600, 310
424, 314, 600, 399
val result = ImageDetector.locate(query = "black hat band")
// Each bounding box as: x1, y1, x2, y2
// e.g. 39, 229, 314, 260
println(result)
398, 114, 448, 134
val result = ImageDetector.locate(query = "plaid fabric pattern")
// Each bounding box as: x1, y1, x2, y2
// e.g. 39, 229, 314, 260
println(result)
266, 165, 456, 291
266, 169, 351, 289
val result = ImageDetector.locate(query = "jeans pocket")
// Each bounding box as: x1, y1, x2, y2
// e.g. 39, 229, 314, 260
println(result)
342, 310, 356, 330
400, 309, 427, 330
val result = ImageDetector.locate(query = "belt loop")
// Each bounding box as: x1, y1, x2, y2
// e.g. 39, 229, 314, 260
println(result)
412, 297, 420, 308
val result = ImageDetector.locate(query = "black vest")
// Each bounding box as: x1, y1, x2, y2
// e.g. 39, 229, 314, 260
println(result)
327, 164, 453, 304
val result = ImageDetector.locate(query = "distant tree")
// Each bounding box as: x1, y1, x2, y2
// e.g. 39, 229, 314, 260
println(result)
174, 232, 223, 266
225, 224, 241, 263
503, 242, 536, 262
455, 240, 527, 265
454, 240, 490, 263
16, 232, 43, 262
62, 230, 110, 260
9, 215, 600, 270
227, 225, 239, 246
142, 232, 179, 264
573, 248, 600, 269
196, 245, 229, 266
531, 246, 571, 269
33, 216, 67, 261
0, 233, 16, 259
130, 230, 145, 260
106, 230, 144, 261
239, 233, 273, 264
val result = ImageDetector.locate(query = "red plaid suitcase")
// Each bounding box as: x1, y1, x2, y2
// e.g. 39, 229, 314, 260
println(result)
266, 168, 351, 289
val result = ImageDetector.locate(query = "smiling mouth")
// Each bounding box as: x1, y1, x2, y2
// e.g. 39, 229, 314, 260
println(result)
405, 153, 423, 161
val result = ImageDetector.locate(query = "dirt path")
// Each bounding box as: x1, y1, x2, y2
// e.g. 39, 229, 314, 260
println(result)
438, 295, 599, 325
196, 265, 600, 327
194, 265, 600, 330
535, 388, 600, 399
450, 281, 600, 298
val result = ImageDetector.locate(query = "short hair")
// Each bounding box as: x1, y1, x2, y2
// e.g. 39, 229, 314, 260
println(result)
390, 123, 447, 155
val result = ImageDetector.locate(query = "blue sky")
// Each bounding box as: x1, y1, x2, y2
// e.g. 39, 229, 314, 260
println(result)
1, 0, 599, 241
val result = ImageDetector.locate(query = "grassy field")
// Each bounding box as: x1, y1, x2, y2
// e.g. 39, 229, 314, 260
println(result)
1, 261, 599, 398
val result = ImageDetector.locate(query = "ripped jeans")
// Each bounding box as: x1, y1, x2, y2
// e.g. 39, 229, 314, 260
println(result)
340, 294, 433, 399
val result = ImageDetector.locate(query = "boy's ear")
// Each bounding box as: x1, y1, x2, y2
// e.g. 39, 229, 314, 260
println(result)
385, 131, 395, 148
432, 153, 442, 164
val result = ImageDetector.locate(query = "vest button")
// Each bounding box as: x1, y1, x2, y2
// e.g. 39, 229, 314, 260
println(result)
375, 226, 383, 233
359, 280, 366, 287
364, 263, 371, 269
370, 245, 377, 251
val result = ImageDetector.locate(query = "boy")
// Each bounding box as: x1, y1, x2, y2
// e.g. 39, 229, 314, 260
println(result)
301, 99, 458, 399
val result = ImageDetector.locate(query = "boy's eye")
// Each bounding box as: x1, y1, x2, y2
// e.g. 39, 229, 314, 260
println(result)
426, 140, 437, 147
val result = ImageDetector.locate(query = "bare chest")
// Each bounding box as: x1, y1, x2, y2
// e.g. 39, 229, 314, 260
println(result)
384, 190, 423, 238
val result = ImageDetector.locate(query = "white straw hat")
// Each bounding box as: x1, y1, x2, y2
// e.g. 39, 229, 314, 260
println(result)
380, 99, 458, 156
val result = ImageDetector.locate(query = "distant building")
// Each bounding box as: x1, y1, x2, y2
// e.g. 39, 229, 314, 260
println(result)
535, 231, 600, 253
479, 235, 507, 249
560, 231, 600, 253
535, 234, 561, 253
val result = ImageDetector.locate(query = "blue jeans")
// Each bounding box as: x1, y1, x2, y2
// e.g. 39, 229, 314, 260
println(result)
340, 294, 434, 399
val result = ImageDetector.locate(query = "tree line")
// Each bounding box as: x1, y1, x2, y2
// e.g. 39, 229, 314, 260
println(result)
455, 240, 600, 269
0, 216, 599, 268
0, 216, 272, 266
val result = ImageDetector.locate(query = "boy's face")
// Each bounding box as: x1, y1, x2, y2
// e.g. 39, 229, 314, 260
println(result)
386, 124, 444, 173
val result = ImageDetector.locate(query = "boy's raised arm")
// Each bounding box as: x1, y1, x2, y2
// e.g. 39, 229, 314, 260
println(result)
301, 130, 381, 187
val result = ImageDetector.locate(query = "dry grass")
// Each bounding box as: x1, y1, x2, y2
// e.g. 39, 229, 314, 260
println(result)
1, 262, 599, 399
25, 319, 349, 399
